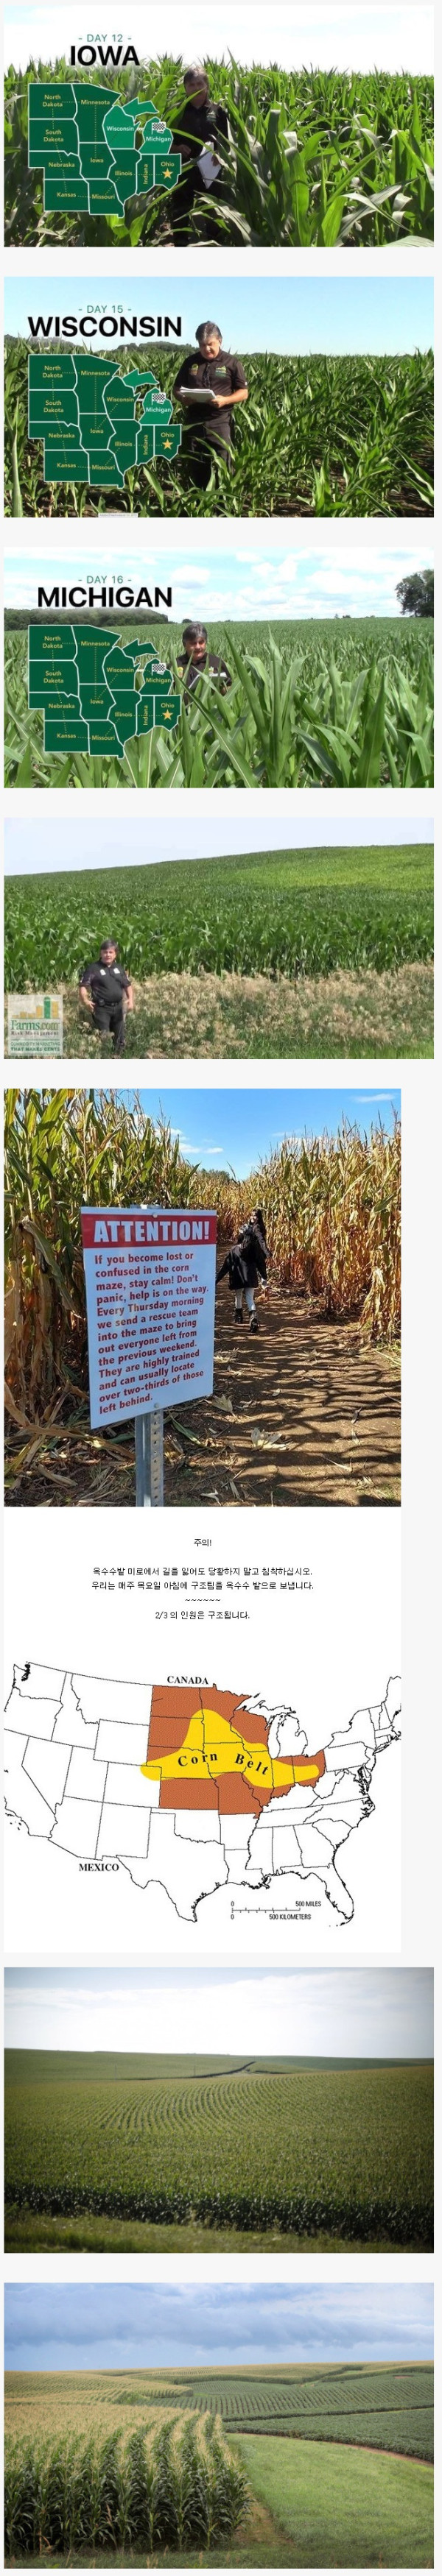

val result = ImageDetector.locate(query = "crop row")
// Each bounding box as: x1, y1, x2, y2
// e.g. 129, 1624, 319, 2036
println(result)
4, 2418, 248, 2561
4, 887, 434, 991
4, 60, 434, 247
4, 2066, 432, 2246
4, 620, 434, 791
4, 344, 434, 521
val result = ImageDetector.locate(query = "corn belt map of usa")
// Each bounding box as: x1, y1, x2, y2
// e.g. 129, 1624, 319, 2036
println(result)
28, 88, 181, 218
28, 628, 180, 755
4, 1666, 401, 1925
28, 353, 182, 488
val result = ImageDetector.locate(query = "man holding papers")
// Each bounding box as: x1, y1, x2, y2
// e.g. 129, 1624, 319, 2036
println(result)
173, 319, 249, 487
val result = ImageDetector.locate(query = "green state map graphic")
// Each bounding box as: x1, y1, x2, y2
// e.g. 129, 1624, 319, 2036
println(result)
28, 627, 180, 755
28, 85, 181, 218
28, 353, 181, 487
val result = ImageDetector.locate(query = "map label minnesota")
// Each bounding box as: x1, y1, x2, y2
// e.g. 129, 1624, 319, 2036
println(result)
4, 1666, 401, 1925
28, 86, 181, 219
28, 625, 180, 755
29, 351, 181, 488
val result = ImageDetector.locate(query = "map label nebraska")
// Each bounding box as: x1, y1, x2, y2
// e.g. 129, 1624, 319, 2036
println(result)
4, 1666, 401, 1926
28, 626, 180, 756
28, 87, 180, 219
28, 353, 181, 489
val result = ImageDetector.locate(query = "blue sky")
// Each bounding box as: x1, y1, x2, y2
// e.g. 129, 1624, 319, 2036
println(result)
4, 273, 433, 358
130, 1087, 400, 1177
4, 1967, 433, 2058
5, 2284, 434, 2371
5, 5, 433, 75
4, 810, 433, 880
4, 542, 432, 625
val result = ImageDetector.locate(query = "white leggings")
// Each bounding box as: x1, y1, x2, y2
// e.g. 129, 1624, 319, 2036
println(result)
235, 1287, 255, 1316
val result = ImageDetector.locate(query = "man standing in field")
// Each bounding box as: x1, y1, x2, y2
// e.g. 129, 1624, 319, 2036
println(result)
177, 623, 232, 696
170, 65, 230, 240
78, 940, 133, 1056
173, 320, 249, 489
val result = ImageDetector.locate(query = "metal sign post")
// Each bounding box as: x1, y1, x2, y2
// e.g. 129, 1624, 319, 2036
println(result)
135, 1406, 164, 1507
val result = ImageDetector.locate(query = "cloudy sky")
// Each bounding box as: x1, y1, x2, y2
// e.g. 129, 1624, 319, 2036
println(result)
4, 808, 433, 880
5, 2283, 434, 2372
5, 273, 433, 358
4, 541, 432, 626
122, 1086, 401, 1173
5, 1966, 433, 2057
5, 7, 434, 75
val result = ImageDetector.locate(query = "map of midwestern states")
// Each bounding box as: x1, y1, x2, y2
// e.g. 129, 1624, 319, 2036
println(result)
28, 87, 180, 218
4, 1666, 401, 1925
29, 353, 181, 488
28, 627, 180, 755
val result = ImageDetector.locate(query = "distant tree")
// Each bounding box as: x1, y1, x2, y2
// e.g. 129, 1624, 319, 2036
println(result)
396, 569, 434, 618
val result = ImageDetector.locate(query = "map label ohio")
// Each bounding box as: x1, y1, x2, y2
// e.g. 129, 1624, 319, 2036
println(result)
4, 1667, 401, 1925
28, 625, 180, 756
29, 351, 181, 489
28, 86, 181, 219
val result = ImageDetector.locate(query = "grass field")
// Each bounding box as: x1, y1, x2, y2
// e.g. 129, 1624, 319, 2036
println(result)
4, 2052, 432, 2251
4, 618, 434, 790
4, 2368, 434, 2566
4, 59, 434, 248
4, 840, 433, 1061
4, 339, 434, 520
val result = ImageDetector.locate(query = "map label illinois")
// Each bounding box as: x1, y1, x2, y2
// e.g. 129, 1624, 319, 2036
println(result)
4, 1667, 401, 1926
28, 87, 180, 219
29, 352, 181, 488
28, 626, 180, 755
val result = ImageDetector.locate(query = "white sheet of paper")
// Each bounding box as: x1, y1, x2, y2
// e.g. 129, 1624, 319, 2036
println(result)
197, 148, 222, 185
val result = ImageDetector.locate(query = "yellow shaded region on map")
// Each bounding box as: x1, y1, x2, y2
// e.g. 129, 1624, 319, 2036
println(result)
141, 1705, 322, 1791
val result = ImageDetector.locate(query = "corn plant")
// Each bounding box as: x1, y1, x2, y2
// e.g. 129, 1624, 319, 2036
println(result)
4, 2416, 248, 2559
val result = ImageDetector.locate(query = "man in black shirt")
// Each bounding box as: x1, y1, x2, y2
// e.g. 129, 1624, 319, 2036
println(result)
171, 63, 229, 238
177, 624, 232, 697
78, 941, 133, 1055
173, 320, 248, 487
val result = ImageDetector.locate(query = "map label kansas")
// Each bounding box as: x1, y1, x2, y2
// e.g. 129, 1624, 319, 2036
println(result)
28, 620, 180, 757
28, 85, 181, 218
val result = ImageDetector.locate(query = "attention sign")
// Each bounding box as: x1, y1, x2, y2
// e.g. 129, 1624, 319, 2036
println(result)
80, 1206, 217, 1428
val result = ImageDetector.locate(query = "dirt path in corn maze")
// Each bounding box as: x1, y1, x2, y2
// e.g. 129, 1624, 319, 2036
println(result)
5, 1279, 400, 1511
172, 1278, 401, 1508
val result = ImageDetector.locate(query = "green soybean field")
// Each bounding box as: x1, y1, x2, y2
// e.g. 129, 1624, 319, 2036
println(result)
4, 2052, 433, 2253
4, 58, 434, 249
4, 341, 434, 520
4, 618, 435, 792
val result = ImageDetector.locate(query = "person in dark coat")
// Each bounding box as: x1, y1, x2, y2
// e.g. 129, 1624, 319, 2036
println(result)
217, 1207, 268, 1333
177, 623, 232, 696
173, 320, 248, 488
171, 63, 229, 239
78, 941, 133, 1055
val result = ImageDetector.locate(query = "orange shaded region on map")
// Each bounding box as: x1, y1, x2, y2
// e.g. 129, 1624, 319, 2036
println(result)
142, 1689, 325, 1816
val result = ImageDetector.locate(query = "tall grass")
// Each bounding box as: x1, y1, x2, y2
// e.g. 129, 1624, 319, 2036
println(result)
4, 2416, 248, 2561
4, 57, 434, 246
4, 340, 434, 520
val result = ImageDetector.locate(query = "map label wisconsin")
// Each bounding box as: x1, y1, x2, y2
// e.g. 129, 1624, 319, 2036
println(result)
4, 1666, 401, 1926
28, 85, 181, 219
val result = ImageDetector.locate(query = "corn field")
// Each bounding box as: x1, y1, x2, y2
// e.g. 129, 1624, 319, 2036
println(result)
4, 618, 434, 789
4, 59, 434, 247
4, 1089, 401, 1493
4, 339, 434, 520
4, 2416, 248, 2561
